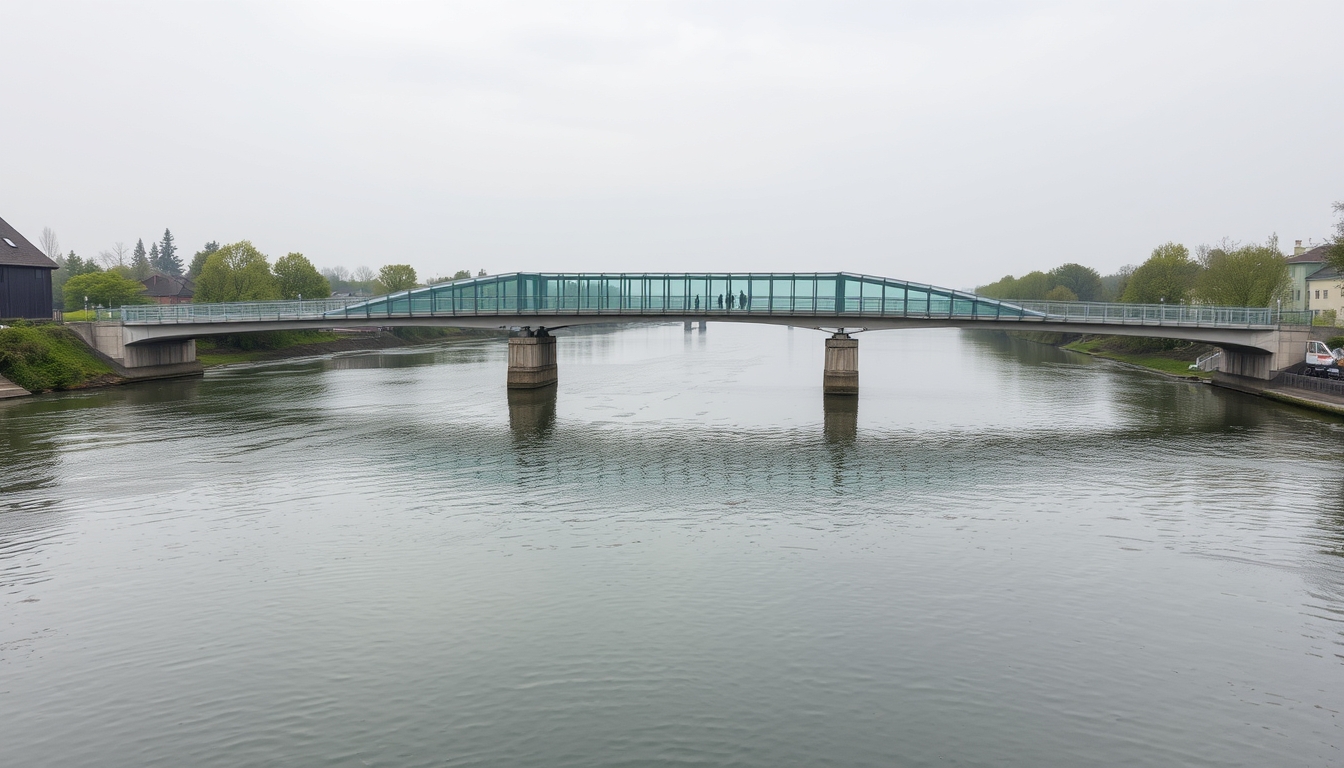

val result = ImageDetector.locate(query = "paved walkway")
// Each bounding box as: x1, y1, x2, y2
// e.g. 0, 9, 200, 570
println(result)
0, 373, 30, 399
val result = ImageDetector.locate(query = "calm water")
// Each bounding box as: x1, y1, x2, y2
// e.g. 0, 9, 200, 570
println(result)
2, 324, 1343, 767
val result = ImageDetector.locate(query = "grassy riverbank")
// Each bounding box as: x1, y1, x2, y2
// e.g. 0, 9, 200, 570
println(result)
0, 324, 115, 391
1063, 336, 1212, 378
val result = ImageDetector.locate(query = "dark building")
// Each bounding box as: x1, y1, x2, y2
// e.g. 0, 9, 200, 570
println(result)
140, 272, 195, 304
0, 216, 59, 319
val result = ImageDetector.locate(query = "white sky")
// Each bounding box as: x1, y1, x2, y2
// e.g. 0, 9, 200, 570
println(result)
3, 1, 1340, 289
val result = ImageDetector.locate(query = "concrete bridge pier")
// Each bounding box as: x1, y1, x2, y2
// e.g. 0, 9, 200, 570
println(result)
684, 321, 693, 332
823, 332, 858, 395
507, 327, 558, 389
699, 321, 706, 332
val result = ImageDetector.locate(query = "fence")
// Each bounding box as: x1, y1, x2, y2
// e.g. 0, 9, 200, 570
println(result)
1273, 371, 1344, 398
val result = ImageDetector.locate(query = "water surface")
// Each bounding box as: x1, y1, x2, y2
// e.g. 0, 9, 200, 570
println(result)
2, 324, 1342, 766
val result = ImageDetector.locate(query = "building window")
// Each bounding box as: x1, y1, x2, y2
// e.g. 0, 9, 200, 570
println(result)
1315, 290, 1320, 299
1326, 290, 1331, 299
1297, 290, 1302, 300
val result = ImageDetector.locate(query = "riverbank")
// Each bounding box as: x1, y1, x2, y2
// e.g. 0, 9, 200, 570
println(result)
0, 324, 118, 393
1062, 336, 1212, 379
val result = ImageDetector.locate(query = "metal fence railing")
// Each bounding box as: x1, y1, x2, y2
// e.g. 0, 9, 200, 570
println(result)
1191, 350, 1222, 372
1273, 371, 1344, 398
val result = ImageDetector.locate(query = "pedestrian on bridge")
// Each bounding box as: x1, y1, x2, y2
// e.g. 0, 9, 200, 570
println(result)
739, 290, 748, 311
717, 294, 724, 310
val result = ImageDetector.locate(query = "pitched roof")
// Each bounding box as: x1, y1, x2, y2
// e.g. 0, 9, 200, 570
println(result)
0, 215, 59, 269
1307, 264, 1344, 283
1287, 244, 1331, 264
140, 272, 195, 298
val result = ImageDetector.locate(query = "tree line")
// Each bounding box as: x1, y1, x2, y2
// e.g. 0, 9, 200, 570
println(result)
39, 225, 489, 310
980, 236, 1294, 307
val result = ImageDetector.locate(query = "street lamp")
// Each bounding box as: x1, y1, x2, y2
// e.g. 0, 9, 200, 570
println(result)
84, 295, 89, 316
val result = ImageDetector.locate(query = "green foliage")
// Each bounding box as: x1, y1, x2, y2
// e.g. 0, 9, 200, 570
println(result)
156, 228, 183, 276
1192, 240, 1288, 307
1328, 201, 1344, 271
187, 241, 219, 279
131, 238, 151, 280
51, 251, 104, 310
1326, 335, 1344, 350
195, 241, 280, 302
377, 264, 418, 293
1312, 310, 1337, 327
976, 270, 1055, 300
1049, 263, 1103, 301
273, 252, 331, 299
63, 271, 149, 309
204, 330, 339, 352
453, 269, 473, 280
1099, 267, 1133, 302
1044, 285, 1078, 302
0, 325, 113, 391
1121, 243, 1198, 303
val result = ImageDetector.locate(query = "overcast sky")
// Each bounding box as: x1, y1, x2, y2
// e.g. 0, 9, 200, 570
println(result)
3, 1, 1340, 289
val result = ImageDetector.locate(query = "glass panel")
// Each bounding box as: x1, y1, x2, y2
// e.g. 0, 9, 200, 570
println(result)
771, 279, 792, 311
710, 278, 728, 310
815, 278, 836, 313
750, 279, 769, 312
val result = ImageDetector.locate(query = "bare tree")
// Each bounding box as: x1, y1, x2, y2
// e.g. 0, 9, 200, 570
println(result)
39, 227, 61, 263
98, 242, 130, 269
352, 265, 375, 283
322, 265, 350, 283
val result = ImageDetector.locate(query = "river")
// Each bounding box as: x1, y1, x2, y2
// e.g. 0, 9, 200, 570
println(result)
2, 324, 1342, 767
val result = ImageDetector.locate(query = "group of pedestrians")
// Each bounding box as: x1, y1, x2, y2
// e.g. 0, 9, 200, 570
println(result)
710, 291, 750, 310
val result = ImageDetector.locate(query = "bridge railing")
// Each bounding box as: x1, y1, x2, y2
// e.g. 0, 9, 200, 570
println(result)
117, 299, 367, 324
1012, 301, 1310, 327
109, 295, 1310, 329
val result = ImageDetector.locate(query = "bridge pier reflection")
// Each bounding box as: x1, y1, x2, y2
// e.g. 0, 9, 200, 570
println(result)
508, 384, 558, 439
507, 327, 558, 389
823, 332, 859, 395
823, 394, 858, 443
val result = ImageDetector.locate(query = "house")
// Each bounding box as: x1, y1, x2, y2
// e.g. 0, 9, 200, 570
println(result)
0, 215, 59, 319
1286, 241, 1333, 312
140, 272, 195, 304
1305, 264, 1344, 323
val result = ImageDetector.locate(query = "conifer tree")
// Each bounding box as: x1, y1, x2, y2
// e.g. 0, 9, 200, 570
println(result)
131, 238, 151, 279
149, 242, 161, 274
159, 228, 183, 276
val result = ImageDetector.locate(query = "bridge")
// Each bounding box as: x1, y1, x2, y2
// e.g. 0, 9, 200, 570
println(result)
73, 272, 1314, 392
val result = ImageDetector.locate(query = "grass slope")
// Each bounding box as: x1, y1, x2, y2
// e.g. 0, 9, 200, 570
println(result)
0, 325, 115, 391
1064, 337, 1211, 378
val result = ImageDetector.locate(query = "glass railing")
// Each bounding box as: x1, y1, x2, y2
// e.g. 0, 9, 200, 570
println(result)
106, 273, 1306, 329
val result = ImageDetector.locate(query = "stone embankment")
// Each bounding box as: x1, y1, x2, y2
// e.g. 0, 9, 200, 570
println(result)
0, 373, 29, 399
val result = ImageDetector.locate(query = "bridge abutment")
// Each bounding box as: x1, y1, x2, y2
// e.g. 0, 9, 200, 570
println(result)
68, 321, 202, 381
823, 332, 858, 395
507, 330, 558, 389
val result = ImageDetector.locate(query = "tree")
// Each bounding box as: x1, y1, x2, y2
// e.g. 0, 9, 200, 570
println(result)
273, 252, 331, 299
158, 229, 183, 276
39, 227, 60, 263
63, 271, 148, 310
51, 250, 102, 311
187, 241, 220, 279
131, 238, 151, 279
1192, 237, 1288, 307
376, 264, 418, 293
351, 266, 376, 293
453, 269, 472, 280
1328, 201, 1344, 270
148, 242, 161, 274
1100, 266, 1135, 302
195, 241, 280, 302
1048, 263, 1103, 301
1044, 285, 1079, 302
1121, 243, 1199, 303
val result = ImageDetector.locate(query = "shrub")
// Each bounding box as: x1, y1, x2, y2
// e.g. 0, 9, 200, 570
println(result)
0, 326, 112, 391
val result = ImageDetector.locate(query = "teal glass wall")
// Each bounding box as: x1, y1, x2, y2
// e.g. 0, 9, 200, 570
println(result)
329, 273, 1026, 320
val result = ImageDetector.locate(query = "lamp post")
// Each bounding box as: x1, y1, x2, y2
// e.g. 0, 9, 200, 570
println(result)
84, 295, 89, 316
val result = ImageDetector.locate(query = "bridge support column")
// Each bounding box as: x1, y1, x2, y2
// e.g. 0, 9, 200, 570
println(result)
684, 321, 693, 332
823, 332, 858, 395
507, 330, 558, 389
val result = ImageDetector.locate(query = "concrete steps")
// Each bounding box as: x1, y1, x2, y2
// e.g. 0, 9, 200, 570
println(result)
0, 373, 30, 399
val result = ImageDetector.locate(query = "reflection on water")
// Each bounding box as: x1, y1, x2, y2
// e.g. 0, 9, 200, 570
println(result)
822, 393, 857, 444
2, 324, 1343, 768
509, 384, 558, 440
